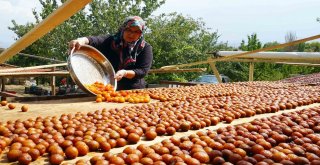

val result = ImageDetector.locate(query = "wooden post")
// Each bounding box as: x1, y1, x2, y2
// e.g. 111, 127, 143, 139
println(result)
51, 67, 56, 96
1, 78, 5, 101
249, 62, 254, 81
0, 78, 2, 101
208, 58, 222, 83
148, 68, 206, 74
1, 78, 5, 92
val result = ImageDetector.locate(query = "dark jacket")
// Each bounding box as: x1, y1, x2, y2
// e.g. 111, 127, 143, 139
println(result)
87, 35, 153, 90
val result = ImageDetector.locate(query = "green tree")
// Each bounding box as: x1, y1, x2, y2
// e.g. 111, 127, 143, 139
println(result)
263, 41, 283, 52
304, 42, 320, 52
8, 1, 220, 84
214, 42, 235, 51
234, 33, 288, 81
7, 0, 165, 66
222, 33, 263, 81
297, 43, 306, 52
145, 13, 219, 83
239, 33, 262, 51
255, 37, 319, 80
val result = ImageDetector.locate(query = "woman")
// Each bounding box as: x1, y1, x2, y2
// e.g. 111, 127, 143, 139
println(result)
68, 16, 153, 90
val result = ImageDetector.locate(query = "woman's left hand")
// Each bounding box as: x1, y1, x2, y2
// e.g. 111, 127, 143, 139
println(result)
115, 70, 127, 81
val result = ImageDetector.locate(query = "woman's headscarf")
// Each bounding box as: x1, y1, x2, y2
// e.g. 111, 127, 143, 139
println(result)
112, 16, 147, 70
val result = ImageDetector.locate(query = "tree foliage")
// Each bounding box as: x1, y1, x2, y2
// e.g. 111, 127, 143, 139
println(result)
6, 0, 320, 83
7, 0, 220, 83
233, 33, 320, 81
7, 0, 165, 66
145, 13, 219, 83
239, 33, 262, 51
304, 42, 320, 52
218, 33, 264, 82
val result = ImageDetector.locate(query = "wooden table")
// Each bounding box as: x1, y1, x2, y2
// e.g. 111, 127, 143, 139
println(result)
0, 97, 150, 123
0, 97, 319, 165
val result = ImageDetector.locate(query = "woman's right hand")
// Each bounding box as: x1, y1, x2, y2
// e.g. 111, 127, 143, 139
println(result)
68, 37, 89, 54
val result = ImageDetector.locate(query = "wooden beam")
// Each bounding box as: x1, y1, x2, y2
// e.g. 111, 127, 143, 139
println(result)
0, 63, 67, 73
0, 79, 7, 101
0, 47, 65, 63
249, 62, 254, 81
207, 59, 222, 83
0, 72, 69, 77
0, 0, 92, 63
149, 68, 206, 74
17, 52, 65, 63
0, 92, 19, 97
160, 34, 320, 69
159, 80, 197, 86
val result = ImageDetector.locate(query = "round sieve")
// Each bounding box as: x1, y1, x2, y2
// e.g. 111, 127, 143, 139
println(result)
68, 45, 117, 95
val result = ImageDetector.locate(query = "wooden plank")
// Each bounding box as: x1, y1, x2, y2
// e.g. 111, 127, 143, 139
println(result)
159, 80, 197, 86
0, 91, 19, 97
0, 98, 318, 164
208, 60, 222, 83
65, 103, 320, 165
149, 68, 206, 73
0, 48, 65, 63
16, 52, 65, 63
0, 0, 92, 63
0, 63, 67, 73
0, 98, 158, 122
6, 93, 91, 102
160, 34, 320, 69
0, 71, 69, 77
249, 62, 254, 81
67, 103, 320, 164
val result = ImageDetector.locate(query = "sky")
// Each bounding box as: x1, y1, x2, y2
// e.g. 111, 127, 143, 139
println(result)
0, 0, 319, 48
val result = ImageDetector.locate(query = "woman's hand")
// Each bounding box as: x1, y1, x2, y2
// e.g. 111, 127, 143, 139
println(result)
68, 37, 89, 54
115, 70, 127, 81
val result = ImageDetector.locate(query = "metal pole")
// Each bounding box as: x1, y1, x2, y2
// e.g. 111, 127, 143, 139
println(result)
51, 67, 56, 96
